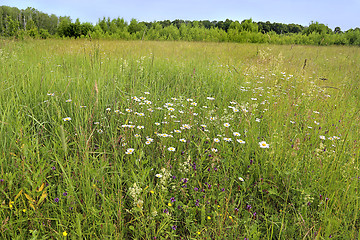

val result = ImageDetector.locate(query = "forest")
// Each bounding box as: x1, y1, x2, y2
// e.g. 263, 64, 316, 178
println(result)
1, 5, 360, 45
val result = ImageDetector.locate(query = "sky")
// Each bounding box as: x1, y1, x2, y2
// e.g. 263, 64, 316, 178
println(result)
2, 0, 360, 31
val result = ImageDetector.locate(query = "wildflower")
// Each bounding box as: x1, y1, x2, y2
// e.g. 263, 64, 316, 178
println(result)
125, 148, 135, 154
62, 231, 68, 237
320, 135, 326, 140
255, 118, 261, 122
237, 139, 245, 144
214, 138, 220, 143
106, 108, 111, 111
259, 141, 269, 148
54, 198, 59, 203
238, 177, 245, 182
207, 216, 211, 220
170, 197, 176, 202
150, 190, 154, 194
179, 139, 186, 143
233, 132, 241, 136
190, 102, 197, 106
174, 129, 181, 133
144, 92, 150, 95
137, 125, 144, 129
155, 174, 163, 178
223, 137, 232, 142
211, 148, 218, 152
168, 147, 176, 152
62, 117, 71, 121
155, 122, 160, 126
163, 208, 169, 214
134, 134, 141, 138
65, 99, 72, 103
207, 97, 215, 100
229, 216, 233, 219
224, 123, 230, 127
168, 203, 172, 207
145, 141, 152, 145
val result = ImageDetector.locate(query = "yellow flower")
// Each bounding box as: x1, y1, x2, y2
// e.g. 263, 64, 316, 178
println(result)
168, 203, 172, 207
62, 231, 68, 237
22, 209, 26, 213
150, 190, 154, 194
229, 216, 233, 219
207, 216, 211, 220
197, 231, 201, 235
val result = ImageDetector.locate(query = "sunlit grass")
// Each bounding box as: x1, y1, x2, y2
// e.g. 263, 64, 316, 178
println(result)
0, 39, 359, 239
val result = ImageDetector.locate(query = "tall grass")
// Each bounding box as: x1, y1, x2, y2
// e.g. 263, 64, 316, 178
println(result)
0, 39, 359, 239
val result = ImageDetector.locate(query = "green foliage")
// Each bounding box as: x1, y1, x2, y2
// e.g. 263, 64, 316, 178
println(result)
1, 5, 360, 45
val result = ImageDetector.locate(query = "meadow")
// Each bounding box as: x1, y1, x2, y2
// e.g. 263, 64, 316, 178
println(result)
0, 39, 359, 239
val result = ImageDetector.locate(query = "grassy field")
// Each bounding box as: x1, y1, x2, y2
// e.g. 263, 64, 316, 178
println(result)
0, 39, 359, 239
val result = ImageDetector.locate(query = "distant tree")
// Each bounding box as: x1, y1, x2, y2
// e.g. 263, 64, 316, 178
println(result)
5, 15, 19, 37
304, 21, 332, 35
334, 27, 342, 34
57, 16, 71, 37
239, 18, 258, 32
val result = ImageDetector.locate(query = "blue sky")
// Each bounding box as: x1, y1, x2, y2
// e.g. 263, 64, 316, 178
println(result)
2, 0, 359, 31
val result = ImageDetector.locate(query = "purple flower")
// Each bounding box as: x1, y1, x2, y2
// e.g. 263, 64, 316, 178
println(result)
163, 208, 169, 214
63, 192, 68, 196
54, 198, 59, 203
246, 204, 252, 211
253, 212, 257, 217
234, 208, 239, 212
194, 187, 199, 191
195, 199, 200, 206
192, 163, 196, 170
171, 225, 177, 230
51, 166, 56, 170
170, 197, 176, 202
0, 179, 3, 183
172, 175, 176, 179
221, 188, 225, 192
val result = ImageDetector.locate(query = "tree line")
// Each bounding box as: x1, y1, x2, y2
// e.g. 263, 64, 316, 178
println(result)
1, 5, 360, 45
